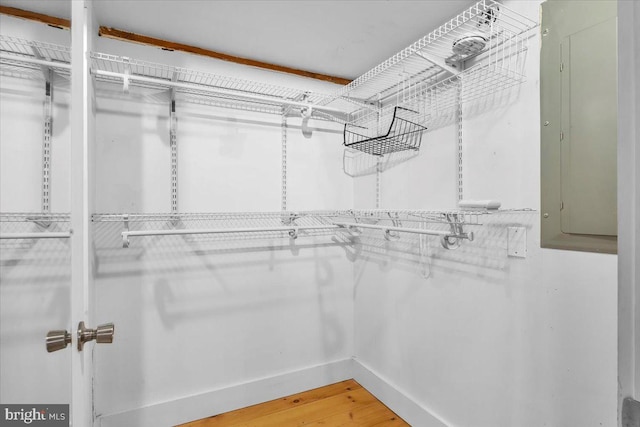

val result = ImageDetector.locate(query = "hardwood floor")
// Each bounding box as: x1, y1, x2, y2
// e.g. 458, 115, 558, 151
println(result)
177, 379, 409, 427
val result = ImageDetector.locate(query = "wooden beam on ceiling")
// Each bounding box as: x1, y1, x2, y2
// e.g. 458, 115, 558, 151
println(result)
0, 5, 352, 86
0, 5, 70, 29
98, 27, 352, 86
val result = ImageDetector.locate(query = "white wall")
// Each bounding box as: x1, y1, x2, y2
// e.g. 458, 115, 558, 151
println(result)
0, 13, 354, 425
0, 16, 72, 405
0, 19, 71, 213
353, 2, 619, 426
90, 28, 354, 425
0, 230, 72, 404
91, 93, 355, 421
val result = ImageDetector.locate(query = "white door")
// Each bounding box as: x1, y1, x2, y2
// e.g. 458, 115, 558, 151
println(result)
0, 2, 102, 426
69, 1, 101, 425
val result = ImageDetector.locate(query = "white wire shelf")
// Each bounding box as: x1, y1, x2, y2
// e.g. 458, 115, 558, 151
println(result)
0, 35, 71, 78
331, 209, 487, 227
351, 60, 527, 130
90, 210, 496, 249
92, 211, 342, 223
1, 1, 538, 156
90, 52, 346, 120
325, 0, 537, 128
0, 210, 533, 253
91, 52, 321, 100
0, 212, 70, 222
0, 37, 346, 121
91, 210, 490, 225
333, 0, 536, 101
1, 0, 537, 131
92, 211, 344, 248
177, 91, 285, 116
0, 213, 71, 242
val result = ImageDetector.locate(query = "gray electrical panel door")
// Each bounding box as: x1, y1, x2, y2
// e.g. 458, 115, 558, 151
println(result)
540, 0, 617, 253
560, 16, 617, 236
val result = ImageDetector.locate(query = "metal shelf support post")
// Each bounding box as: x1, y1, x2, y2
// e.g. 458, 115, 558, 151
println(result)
281, 109, 287, 211
42, 68, 53, 213
456, 79, 463, 202
170, 72, 178, 214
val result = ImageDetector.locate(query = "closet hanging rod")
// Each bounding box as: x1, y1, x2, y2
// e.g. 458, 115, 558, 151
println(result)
92, 69, 347, 116
0, 53, 71, 70
335, 222, 473, 240
0, 232, 71, 240
121, 224, 343, 248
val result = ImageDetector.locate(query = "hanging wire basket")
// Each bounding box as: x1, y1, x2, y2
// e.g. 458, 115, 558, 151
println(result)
343, 107, 427, 156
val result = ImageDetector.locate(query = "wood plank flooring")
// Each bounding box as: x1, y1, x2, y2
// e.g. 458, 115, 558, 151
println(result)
177, 379, 409, 427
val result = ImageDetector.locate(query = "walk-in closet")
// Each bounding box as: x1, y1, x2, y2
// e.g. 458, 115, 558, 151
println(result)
1, 1, 638, 426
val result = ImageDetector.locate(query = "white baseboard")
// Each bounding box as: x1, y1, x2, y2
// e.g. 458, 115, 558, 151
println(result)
98, 358, 353, 427
98, 358, 448, 427
352, 358, 450, 427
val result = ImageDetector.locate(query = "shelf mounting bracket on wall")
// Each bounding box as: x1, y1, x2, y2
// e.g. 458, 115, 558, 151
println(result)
441, 213, 474, 249
414, 51, 459, 76
170, 72, 178, 214
31, 43, 55, 216
375, 98, 382, 208
376, 158, 382, 209
456, 78, 463, 203
122, 57, 131, 94
281, 107, 287, 212
42, 68, 53, 215
279, 92, 310, 213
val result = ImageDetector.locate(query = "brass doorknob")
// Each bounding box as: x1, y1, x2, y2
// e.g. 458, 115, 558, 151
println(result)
46, 329, 72, 353
77, 321, 115, 351
95, 323, 115, 344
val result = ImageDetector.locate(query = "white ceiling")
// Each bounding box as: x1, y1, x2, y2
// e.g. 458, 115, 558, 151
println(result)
0, 0, 475, 80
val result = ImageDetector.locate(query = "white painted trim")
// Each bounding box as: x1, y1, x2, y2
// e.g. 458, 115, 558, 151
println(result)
97, 359, 353, 427
352, 359, 450, 427
618, 0, 639, 419
70, 1, 96, 427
